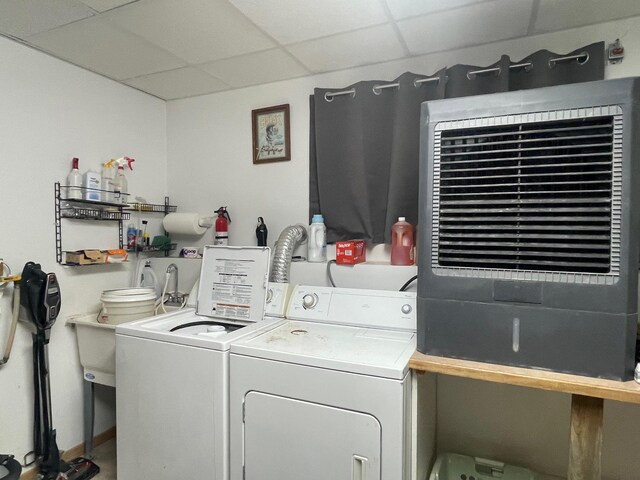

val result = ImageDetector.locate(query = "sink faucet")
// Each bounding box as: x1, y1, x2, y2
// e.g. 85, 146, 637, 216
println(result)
166, 263, 180, 304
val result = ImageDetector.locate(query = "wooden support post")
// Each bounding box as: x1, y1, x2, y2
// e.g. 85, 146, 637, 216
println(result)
568, 394, 603, 480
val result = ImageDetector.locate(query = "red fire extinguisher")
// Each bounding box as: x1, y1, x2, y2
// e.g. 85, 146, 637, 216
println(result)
214, 207, 231, 245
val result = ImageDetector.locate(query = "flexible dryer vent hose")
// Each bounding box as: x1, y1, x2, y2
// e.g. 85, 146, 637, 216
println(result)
270, 224, 307, 283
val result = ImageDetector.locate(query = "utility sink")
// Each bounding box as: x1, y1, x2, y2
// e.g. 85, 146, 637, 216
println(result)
67, 314, 117, 387
67, 305, 188, 387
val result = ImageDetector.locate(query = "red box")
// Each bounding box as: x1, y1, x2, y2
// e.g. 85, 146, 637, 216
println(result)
335, 240, 366, 265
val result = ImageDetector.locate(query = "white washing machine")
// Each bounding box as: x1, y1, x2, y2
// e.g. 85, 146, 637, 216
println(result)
229, 285, 418, 480
115, 246, 282, 480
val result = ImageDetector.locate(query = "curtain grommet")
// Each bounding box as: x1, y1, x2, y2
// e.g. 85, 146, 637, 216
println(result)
467, 67, 501, 80
324, 89, 356, 102
548, 51, 590, 68
577, 51, 590, 65
413, 77, 440, 88
372, 85, 382, 95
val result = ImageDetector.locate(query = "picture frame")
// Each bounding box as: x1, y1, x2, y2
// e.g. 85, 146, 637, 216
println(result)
252, 104, 291, 164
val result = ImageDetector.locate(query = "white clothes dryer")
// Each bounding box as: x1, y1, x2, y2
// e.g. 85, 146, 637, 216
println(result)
115, 246, 281, 480
229, 285, 418, 480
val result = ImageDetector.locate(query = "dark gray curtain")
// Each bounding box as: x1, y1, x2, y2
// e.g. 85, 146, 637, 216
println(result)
310, 42, 605, 244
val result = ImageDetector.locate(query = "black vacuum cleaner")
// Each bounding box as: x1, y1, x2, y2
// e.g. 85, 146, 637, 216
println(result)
20, 262, 100, 480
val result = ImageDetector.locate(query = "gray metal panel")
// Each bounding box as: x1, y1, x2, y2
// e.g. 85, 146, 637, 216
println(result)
417, 78, 640, 379
419, 297, 637, 381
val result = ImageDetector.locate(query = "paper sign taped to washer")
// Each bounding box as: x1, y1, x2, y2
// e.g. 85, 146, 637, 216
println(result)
196, 246, 270, 324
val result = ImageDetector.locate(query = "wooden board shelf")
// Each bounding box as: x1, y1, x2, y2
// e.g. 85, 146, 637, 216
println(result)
411, 352, 640, 479
410, 352, 640, 404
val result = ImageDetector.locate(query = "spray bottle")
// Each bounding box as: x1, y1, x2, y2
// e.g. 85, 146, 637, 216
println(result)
112, 156, 135, 205
214, 207, 231, 246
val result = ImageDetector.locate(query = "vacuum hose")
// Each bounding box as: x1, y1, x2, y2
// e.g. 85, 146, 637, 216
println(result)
269, 224, 307, 283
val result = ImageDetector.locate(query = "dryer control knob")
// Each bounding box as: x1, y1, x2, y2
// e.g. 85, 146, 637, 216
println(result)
401, 304, 412, 315
302, 293, 318, 309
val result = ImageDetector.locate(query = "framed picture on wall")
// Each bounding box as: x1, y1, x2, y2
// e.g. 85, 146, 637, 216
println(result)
252, 104, 291, 164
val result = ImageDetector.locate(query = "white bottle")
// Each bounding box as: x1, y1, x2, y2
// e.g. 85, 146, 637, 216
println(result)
138, 262, 161, 299
101, 162, 115, 203
114, 166, 128, 204
83, 170, 101, 201
66, 157, 82, 199
308, 214, 327, 262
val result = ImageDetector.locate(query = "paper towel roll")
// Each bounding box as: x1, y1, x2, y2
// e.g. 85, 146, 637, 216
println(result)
162, 213, 208, 236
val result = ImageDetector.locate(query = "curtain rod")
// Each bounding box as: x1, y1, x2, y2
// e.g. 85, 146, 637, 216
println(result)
323, 51, 589, 101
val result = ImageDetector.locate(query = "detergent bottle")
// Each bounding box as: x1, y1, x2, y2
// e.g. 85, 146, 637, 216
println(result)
308, 214, 327, 262
214, 207, 231, 245
390, 217, 415, 266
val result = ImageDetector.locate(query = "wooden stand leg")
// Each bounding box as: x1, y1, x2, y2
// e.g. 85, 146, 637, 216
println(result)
568, 394, 603, 480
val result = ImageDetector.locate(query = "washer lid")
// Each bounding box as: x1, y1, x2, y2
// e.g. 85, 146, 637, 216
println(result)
196, 246, 270, 325
231, 320, 416, 379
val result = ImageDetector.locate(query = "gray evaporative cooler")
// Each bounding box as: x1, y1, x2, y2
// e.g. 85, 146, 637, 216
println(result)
417, 78, 640, 380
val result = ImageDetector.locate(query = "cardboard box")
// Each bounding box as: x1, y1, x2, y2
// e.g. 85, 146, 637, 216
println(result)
336, 240, 366, 265
65, 249, 106, 265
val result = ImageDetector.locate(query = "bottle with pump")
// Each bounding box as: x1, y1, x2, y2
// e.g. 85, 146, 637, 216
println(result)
66, 157, 82, 199
214, 207, 231, 245
256, 217, 268, 246
390, 217, 415, 266
308, 214, 327, 262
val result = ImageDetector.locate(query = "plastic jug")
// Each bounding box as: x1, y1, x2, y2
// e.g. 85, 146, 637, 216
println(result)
308, 214, 327, 262
390, 217, 415, 266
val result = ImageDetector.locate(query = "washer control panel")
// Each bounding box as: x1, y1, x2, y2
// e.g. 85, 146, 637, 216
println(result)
287, 285, 416, 331
264, 282, 291, 318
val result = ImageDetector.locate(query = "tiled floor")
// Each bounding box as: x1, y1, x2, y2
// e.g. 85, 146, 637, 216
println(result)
90, 438, 116, 480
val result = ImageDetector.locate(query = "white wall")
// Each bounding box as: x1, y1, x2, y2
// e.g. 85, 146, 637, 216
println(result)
167, 16, 640, 480
0, 36, 167, 460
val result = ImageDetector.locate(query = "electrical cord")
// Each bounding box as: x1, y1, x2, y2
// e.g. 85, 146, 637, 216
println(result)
399, 275, 418, 292
326, 260, 337, 287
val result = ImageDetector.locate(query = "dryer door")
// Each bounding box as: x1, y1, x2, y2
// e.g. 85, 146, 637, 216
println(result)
243, 392, 381, 480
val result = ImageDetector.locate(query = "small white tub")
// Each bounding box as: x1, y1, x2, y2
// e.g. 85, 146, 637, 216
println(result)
67, 314, 117, 386
99, 288, 156, 325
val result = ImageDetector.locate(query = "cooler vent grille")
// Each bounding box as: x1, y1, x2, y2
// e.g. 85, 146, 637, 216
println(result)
433, 111, 622, 277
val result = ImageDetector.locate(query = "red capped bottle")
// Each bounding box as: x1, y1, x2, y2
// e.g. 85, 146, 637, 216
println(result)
390, 217, 415, 266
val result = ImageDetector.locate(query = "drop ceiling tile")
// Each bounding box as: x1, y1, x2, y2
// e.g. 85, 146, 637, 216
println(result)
79, 0, 139, 13
105, 0, 275, 64
287, 24, 405, 73
0, 0, 95, 38
124, 67, 229, 100
229, 0, 389, 44
26, 16, 185, 80
385, 0, 489, 20
200, 49, 309, 87
534, 0, 640, 33
397, 0, 534, 56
